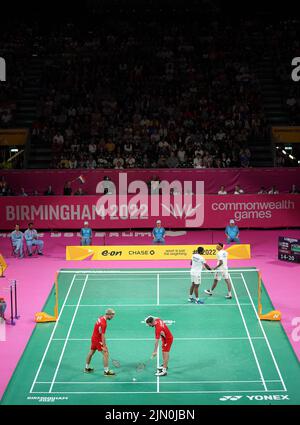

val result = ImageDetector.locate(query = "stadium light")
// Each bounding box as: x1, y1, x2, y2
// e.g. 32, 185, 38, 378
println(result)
10, 148, 18, 153
282, 150, 287, 155
289, 155, 294, 160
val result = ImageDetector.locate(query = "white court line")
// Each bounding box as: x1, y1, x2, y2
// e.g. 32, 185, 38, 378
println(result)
229, 275, 268, 392
80, 277, 245, 280
30, 389, 287, 395
240, 273, 287, 392
64, 303, 252, 307
52, 337, 265, 341
29, 274, 78, 394
36, 379, 281, 385
49, 274, 89, 393
60, 269, 259, 274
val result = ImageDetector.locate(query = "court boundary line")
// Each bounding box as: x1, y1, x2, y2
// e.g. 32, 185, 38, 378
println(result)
36, 379, 282, 385
76, 277, 245, 280
52, 337, 266, 341
64, 303, 252, 307
28, 269, 287, 398
229, 275, 267, 391
156, 273, 160, 393
29, 389, 287, 395
49, 274, 89, 393
60, 269, 259, 274
240, 273, 287, 392
29, 274, 78, 394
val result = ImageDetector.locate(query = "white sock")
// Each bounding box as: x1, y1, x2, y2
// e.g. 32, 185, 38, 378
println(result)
104, 367, 109, 372
196, 297, 199, 301
162, 367, 166, 373
86, 364, 90, 369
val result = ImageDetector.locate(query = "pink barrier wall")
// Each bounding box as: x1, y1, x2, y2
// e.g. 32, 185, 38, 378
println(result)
1, 194, 299, 229
1, 168, 300, 195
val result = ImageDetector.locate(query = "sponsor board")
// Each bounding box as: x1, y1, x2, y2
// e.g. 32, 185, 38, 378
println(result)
1, 195, 299, 229
66, 244, 251, 261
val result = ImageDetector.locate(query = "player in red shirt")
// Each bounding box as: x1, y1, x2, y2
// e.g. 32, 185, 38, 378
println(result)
145, 316, 173, 376
84, 308, 116, 376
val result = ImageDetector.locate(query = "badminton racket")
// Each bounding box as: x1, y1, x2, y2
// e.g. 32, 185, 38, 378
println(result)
136, 355, 154, 373
112, 359, 121, 368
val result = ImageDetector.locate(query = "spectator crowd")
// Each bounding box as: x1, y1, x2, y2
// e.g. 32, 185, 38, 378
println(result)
1, 8, 300, 171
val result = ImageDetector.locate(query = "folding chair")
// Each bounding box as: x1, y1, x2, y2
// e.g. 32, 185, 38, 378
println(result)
25, 242, 38, 256
10, 238, 18, 257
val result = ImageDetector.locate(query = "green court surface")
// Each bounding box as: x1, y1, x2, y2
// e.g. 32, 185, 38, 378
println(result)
1, 268, 300, 405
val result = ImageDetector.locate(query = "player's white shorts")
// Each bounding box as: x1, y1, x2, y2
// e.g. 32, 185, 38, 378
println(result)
214, 268, 229, 281
190, 272, 202, 285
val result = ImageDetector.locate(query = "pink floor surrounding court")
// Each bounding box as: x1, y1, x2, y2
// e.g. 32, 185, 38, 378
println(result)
0, 229, 300, 400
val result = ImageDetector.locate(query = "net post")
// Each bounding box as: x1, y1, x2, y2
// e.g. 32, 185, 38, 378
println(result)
9, 283, 15, 325
13, 280, 20, 320
54, 272, 59, 319
258, 271, 262, 316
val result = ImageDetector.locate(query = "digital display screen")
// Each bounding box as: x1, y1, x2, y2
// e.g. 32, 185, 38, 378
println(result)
278, 237, 300, 263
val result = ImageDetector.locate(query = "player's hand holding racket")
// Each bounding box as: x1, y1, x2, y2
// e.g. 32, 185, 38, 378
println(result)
136, 355, 155, 373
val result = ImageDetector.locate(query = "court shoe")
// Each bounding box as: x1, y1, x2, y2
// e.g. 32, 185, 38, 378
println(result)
195, 299, 204, 304
225, 294, 232, 299
104, 370, 116, 376
84, 367, 94, 373
157, 366, 169, 371
188, 297, 195, 303
155, 370, 167, 376
204, 289, 213, 296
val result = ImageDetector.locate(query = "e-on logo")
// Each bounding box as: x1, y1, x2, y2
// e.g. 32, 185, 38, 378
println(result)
101, 250, 122, 257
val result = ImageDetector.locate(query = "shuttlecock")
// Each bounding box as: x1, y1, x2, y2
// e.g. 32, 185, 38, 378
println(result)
132, 377, 137, 382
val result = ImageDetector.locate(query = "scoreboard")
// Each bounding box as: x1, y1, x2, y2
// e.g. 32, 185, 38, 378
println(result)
278, 237, 300, 263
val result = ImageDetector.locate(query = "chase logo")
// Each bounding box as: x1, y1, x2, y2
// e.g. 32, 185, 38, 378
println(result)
219, 395, 243, 401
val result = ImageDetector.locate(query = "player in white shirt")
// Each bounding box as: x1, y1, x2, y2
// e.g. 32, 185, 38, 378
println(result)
189, 247, 212, 304
205, 243, 233, 299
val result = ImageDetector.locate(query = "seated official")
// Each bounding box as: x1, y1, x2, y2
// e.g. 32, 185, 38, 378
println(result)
152, 220, 166, 244
225, 219, 240, 244
10, 224, 24, 258
80, 221, 92, 245
24, 223, 44, 255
